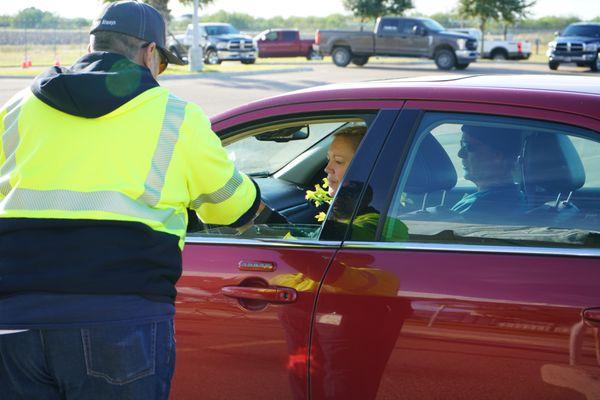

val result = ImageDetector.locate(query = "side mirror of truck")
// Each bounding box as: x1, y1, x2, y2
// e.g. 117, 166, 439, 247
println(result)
554, 31, 561, 36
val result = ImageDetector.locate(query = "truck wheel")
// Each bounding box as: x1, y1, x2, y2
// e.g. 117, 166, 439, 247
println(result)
204, 49, 221, 65
455, 63, 470, 70
241, 59, 256, 65
351, 56, 369, 66
434, 49, 456, 70
491, 49, 508, 60
548, 61, 559, 70
332, 47, 352, 67
591, 54, 600, 72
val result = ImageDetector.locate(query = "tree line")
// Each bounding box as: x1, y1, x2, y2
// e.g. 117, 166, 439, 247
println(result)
1, 2, 597, 34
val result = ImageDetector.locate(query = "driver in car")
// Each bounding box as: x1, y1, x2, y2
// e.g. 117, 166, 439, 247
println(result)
451, 125, 526, 220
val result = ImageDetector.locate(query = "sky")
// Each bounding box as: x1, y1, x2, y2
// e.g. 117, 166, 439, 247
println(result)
1, 0, 599, 20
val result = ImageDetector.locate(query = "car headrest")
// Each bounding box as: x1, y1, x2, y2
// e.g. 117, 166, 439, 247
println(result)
405, 133, 457, 194
522, 132, 585, 193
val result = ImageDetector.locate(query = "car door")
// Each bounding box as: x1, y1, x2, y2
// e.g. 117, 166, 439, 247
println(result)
281, 31, 300, 56
257, 30, 279, 57
310, 107, 600, 399
170, 109, 400, 400
406, 21, 430, 56
375, 19, 410, 56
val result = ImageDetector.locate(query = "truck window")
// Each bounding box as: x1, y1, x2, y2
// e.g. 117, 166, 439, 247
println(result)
282, 31, 297, 41
380, 19, 399, 35
562, 25, 600, 38
402, 21, 419, 35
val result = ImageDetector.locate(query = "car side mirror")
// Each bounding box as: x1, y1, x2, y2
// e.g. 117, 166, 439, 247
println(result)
554, 31, 561, 36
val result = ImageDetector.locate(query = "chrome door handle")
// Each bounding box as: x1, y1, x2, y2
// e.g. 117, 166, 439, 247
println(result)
221, 285, 297, 304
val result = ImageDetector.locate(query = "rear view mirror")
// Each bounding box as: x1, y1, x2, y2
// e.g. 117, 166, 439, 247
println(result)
255, 125, 310, 142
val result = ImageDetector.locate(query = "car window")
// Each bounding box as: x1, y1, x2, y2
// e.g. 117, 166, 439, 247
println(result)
265, 31, 278, 41
281, 31, 296, 41
204, 24, 239, 36
380, 20, 399, 35
381, 113, 600, 249
225, 122, 345, 176
403, 21, 419, 35
562, 25, 600, 38
187, 117, 371, 241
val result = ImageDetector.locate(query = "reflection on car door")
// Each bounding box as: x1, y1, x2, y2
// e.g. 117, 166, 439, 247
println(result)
171, 109, 402, 399
311, 108, 600, 399
171, 241, 337, 399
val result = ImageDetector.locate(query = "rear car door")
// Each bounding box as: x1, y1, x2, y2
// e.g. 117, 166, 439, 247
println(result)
375, 19, 410, 56
170, 109, 400, 399
311, 106, 600, 399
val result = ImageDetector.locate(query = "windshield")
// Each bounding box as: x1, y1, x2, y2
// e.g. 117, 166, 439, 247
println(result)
204, 24, 239, 36
225, 122, 348, 175
563, 25, 600, 38
422, 19, 445, 32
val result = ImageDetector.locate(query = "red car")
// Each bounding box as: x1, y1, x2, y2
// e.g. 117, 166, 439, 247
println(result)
171, 75, 600, 399
254, 29, 318, 59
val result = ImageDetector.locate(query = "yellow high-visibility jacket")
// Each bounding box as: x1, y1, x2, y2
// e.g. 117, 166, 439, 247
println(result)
0, 87, 257, 248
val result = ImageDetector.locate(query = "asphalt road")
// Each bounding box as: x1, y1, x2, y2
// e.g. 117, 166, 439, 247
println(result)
1, 59, 598, 117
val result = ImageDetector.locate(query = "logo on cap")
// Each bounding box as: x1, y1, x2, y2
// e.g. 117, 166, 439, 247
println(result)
101, 19, 117, 26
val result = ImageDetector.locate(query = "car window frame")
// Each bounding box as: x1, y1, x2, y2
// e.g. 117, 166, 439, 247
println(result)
185, 108, 401, 246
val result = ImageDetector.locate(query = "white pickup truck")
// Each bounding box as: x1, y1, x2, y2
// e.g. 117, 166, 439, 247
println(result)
450, 28, 531, 60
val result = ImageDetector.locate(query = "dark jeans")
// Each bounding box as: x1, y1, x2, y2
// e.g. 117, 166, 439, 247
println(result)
0, 319, 175, 400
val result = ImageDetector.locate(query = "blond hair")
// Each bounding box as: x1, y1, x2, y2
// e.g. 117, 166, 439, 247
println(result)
333, 125, 367, 152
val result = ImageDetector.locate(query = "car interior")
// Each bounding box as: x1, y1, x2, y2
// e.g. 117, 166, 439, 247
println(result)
186, 114, 375, 238
393, 122, 600, 248
186, 112, 599, 248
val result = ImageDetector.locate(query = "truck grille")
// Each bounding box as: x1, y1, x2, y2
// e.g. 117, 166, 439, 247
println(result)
556, 42, 584, 53
228, 40, 254, 50
466, 39, 477, 51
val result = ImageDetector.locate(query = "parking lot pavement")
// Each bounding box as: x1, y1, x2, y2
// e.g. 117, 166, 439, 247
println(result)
1, 60, 597, 116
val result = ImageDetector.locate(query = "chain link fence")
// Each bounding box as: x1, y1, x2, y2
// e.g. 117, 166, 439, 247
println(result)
0, 29, 88, 68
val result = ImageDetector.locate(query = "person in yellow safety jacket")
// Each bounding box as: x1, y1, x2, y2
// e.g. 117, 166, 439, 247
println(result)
0, 2, 262, 399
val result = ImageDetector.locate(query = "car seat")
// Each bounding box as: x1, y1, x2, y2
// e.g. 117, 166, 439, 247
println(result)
521, 132, 586, 226
402, 133, 457, 218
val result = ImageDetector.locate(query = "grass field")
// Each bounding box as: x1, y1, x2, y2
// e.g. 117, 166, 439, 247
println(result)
0, 43, 551, 77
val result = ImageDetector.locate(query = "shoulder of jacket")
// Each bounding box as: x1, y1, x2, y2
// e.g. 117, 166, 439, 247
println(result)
2, 88, 34, 114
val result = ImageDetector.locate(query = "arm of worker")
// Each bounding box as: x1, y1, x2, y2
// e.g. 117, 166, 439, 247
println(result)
178, 105, 262, 228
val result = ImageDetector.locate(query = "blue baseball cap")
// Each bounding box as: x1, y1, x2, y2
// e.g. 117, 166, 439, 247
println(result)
90, 1, 185, 65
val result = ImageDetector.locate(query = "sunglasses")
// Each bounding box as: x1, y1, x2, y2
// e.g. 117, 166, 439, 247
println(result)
141, 42, 168, 74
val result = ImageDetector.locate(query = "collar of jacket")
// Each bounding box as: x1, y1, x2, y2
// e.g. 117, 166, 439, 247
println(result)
31, 52, 160, 118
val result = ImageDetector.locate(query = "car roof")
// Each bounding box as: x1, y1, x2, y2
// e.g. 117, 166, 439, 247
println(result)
197, 23, 231, 26
212, 74, 600, 128
569, 22, 600, 26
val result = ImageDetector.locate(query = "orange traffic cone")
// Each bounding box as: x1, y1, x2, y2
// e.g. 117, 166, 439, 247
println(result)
27, 59, 32, 67
21, 55, 29, 68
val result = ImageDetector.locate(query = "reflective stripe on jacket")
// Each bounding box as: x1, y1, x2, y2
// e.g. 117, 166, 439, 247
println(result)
0, 87, 257, 248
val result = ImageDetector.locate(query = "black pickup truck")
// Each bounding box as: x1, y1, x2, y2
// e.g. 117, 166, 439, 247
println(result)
314, 16, 478, 70
547, 22, 600, 71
